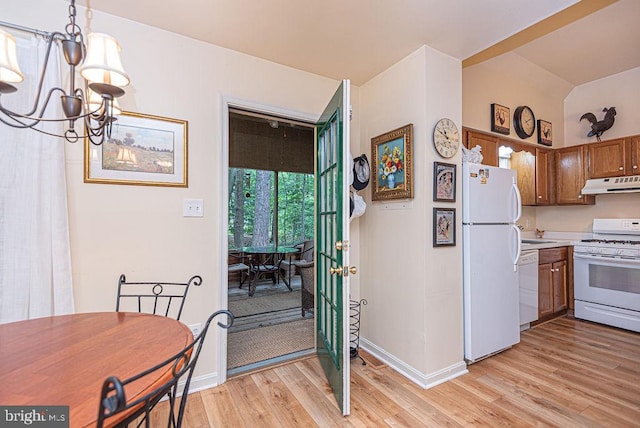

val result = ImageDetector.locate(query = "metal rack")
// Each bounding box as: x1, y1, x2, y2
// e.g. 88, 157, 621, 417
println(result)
349, 299, 367, 365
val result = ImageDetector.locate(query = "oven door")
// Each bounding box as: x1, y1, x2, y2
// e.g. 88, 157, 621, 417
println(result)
574, 253, 640, 312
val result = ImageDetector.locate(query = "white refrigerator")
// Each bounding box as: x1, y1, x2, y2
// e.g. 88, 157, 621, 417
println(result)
462, 163, 522, 363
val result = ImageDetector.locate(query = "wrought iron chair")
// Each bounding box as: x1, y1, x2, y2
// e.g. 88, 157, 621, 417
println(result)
228, 252, 250, 288
97, 309, 234, 428
116, 274, 202, 321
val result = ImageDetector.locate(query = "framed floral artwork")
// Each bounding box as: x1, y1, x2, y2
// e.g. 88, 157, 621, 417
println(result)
433, 207, 456, 247
491, 103, 510, 135
371, 124, 414, 201
84, 111, 188, 187
433, 162, 456, 202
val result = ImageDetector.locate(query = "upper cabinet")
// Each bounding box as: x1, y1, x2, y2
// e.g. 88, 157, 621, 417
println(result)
464, 130, 499, 167
535, 148, 553, 205
629, 136, 639, 175
464, 129, 552, 206
588, 136, 640, 178
555, 146, 595, 205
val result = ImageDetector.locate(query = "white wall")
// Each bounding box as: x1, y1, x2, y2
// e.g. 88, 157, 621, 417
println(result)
463, 55, 640, 234
463, 53, 573, 146
564, 67, 640, 146
4, 0, 341, 385
538, 66, 640, 232
359, 46, 465, 385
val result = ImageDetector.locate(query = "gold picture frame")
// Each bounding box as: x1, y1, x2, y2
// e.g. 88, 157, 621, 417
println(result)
84, 111, 188, 187
491, 103, 510, 135
371, 124, 414, 201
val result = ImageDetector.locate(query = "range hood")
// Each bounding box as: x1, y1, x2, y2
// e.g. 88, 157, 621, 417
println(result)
581, 175, 640, 195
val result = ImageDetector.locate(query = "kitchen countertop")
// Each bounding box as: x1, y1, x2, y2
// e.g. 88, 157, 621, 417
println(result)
521, 239, 574, 251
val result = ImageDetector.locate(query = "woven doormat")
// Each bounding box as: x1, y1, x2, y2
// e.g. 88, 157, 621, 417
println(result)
229, 291, 301, 318
227, 318, 314, 369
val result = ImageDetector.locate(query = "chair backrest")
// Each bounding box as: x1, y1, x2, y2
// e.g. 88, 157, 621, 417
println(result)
116, 274, 202, 321
299, 240, 314, 262
97, 310, 234, 428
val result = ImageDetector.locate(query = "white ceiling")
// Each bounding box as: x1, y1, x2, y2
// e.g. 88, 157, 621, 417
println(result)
79, 0, 639, 87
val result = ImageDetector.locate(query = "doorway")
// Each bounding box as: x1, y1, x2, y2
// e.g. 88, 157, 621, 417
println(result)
225, 107, 316, 375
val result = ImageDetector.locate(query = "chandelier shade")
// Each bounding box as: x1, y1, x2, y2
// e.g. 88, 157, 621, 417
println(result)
0, 0, 130, 145
0, 29, 23, 84
80, 33, 130, 88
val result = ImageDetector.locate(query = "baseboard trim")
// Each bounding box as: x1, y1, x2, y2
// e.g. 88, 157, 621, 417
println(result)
180, 372, 220, 395
360, 338, 468, 389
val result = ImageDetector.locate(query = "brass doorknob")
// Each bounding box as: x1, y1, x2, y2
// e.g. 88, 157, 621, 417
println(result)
330, 266, 343, 275
348, 266, 357, 275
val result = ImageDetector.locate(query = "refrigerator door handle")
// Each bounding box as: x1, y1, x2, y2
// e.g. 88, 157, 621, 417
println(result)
512, 180, 522, 222
512, 224, 522, 271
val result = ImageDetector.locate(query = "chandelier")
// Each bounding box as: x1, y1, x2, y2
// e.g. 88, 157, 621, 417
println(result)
0, 0, 129, 145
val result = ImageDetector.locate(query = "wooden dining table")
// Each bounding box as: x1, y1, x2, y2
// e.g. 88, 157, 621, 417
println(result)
0, 312, 193, 427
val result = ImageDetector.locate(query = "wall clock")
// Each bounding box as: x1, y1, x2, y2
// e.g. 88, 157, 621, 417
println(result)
513, 105, 536, 139
433, 118, 460, 158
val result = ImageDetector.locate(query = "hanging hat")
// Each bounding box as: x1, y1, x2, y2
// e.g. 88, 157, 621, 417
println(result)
352, 154, 370, 191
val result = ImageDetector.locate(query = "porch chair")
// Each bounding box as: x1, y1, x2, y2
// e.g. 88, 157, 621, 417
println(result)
299, 259, 315, 317
279, 239, 314, 287
228, 252, 250, 288
97, 310, 234, 428
116, 274, 202, 321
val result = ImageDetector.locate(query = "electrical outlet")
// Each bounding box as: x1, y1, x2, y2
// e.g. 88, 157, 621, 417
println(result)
188, 323, 201, 338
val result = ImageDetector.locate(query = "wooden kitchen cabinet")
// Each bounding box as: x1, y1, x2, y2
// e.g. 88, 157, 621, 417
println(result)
555, 145, 595, 205
587, 135, 640, 178
631, 136, 640, 175
537, 247, 569, 321
588, 138, 627, 178
464, 130, 499, 166
535, 148, 553, 205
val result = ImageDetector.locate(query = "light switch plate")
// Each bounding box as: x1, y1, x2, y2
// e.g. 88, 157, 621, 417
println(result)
183, 199, 204, 217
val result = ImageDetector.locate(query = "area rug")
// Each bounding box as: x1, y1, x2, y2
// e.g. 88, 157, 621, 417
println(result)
227, 318, 314, 369
229, 290, 300, 318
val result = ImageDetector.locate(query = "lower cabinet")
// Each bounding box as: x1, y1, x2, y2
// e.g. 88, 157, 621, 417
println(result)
537, 247, 569, 320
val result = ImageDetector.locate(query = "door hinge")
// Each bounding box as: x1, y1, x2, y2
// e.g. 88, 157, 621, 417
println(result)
349, 105, 352, 121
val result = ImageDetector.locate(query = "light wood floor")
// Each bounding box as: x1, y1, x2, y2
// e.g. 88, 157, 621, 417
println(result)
153, 317, 640, 427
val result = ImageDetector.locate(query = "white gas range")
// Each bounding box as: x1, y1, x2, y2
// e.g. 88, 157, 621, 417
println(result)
574, 218, 640, 332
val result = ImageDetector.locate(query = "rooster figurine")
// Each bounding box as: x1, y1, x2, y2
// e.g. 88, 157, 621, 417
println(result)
580, 107, 616, 141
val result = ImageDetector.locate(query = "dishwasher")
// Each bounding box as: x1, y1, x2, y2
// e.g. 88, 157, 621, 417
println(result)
518, 249, 539, 330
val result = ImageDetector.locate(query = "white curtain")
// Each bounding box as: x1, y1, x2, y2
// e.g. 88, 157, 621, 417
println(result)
0, 34, 74, 323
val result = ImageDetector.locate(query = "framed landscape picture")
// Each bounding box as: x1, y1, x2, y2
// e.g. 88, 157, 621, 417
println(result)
84, 111, 188, 187
433, 162, 456, 202
433, 207, 456, 247
371, 124, 414, 201
491, 103, 510, 135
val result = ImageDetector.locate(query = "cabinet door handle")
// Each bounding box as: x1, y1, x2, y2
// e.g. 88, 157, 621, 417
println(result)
634, 165, 638, 169
538, 195, 542, 199
619, 166, 624, 170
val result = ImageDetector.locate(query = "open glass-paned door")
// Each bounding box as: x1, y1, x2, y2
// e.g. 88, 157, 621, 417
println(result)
315, 80, 351, 415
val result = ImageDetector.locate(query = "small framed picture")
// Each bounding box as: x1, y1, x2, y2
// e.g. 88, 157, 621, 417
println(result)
371, 124, 414, 201
537, 119, 552, 146
433, 162, 456, 202
491, 103, 510, 135
433, 208, 456, 247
